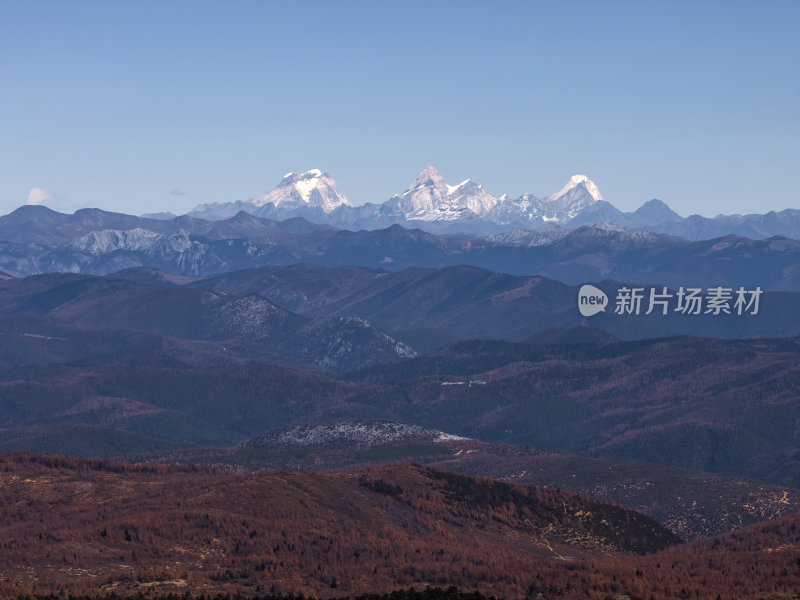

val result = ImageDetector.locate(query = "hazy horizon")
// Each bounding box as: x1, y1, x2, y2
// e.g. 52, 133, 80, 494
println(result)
5, 163, 800, 221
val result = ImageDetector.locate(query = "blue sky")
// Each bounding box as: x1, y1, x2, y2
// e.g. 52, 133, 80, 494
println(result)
1, 0, 798, 217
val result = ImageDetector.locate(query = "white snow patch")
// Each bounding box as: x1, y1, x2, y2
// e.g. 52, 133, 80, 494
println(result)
446, 179, 471, 195
294, 176, 319, 202
435, 432, 470, 442
241, 420, 471, 449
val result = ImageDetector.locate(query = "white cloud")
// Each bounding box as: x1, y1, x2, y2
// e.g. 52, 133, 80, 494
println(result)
169, 188, 187, 196
26, 187, 52, 206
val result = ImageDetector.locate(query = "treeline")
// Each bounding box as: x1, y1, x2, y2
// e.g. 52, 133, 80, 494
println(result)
7, 586, 496, 600
0, 452, 209, 475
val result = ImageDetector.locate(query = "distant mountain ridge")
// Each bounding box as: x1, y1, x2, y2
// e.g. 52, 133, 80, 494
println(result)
190, 263, 800, 343
181, 165, 799, 239
0, 205, 798, 295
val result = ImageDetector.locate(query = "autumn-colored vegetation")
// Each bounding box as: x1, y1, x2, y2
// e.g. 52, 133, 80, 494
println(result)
1, 333, 798, 489
12, 589, 499, 600
0, 453, 798, 599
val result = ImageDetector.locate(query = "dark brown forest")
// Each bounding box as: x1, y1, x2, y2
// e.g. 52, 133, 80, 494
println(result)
0, 453, 798, 599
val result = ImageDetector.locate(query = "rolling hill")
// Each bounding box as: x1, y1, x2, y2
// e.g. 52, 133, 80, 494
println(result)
0, 331, 798, 486
1, 453, 798, 599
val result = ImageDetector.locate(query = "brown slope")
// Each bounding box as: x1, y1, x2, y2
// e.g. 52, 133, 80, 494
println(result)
619, 510, 800, 599
1, 452, 799, 599
424, 439, 800, 541
170, 431, 800, 542
0, 453, 679, 598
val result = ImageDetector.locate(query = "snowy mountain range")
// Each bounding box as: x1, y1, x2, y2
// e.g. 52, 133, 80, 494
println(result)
184, 165, 798, 239
189, 166, 611, 232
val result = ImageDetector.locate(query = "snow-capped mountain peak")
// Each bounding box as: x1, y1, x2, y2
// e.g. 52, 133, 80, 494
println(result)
413, 165, 446, 188
388, 166, 499, 221
539, 174, 603, 221
549, 174, 603, 203
252, 169, 350, 212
